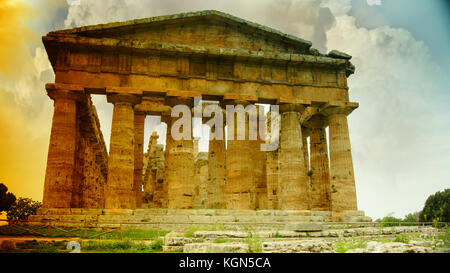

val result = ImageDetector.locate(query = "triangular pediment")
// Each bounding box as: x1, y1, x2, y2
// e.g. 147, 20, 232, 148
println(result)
51, 10, 312, 54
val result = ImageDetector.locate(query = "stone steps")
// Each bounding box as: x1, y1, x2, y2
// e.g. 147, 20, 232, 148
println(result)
28, 208, 372, 231
36, 208, 339, 217
28, 215, 326, 231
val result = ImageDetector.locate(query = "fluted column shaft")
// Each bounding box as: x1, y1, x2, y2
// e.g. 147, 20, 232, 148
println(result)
42, 88, 84, 208
143, 132, 159, 205
328, 113, 357, 211
206, 119, 227, 209
253, 106, 267, 209
165, 97, 195, 209
105, 94, 141, 209
266, 150, 279, 209
278, 104, 310, 210
224, 100, 255, 209
133, 112, 146, 208
309, 126, 331, 210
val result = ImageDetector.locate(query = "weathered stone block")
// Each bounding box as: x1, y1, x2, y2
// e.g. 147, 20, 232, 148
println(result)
288, 223, 323, 232
262, 240, 333, 253
194, 231, 249, 238
184, 243, 249, 253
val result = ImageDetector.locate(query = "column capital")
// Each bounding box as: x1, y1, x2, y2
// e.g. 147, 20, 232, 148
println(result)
319, 102, 359, 117
46, 83, 85, 102
135, 97, 171, 115
221, 99, 252, 108
303, 115, 327, 129
107, 93, 142, 105
279, 103, 306, 113
164, 96, 194, 107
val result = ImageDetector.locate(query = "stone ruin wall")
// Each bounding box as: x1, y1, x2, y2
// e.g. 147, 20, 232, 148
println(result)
43, 93, 108, 209
40, 11, 363, 220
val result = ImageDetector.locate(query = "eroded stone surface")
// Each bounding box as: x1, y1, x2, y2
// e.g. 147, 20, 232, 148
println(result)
262, 240, 333, 253
41, 10, 362, 220
184, 243, 249, 253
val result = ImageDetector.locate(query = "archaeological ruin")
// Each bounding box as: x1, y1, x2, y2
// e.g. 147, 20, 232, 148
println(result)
33, 10, 371, 229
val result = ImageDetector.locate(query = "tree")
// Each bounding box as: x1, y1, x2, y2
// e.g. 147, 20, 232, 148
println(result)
7, 198, 42, 222
0, 183, 16, 213
403, 212, 420, 222
419, 189, 449, 222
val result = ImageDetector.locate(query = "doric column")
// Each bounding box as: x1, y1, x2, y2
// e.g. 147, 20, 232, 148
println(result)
278, 103, 310, 210
253, 106, 267, 209
143, 131, 159, 204
265, 108, 280, 209
133, 111, 146, 209
105, 93, 141, 209
266, 150, 279, 209
42, 85, 85, 208
305, 116, 331, 211
224, 99, 255, 209
165, 97, 195, 209
204, 107, 226, 209
323, 106, 358, 212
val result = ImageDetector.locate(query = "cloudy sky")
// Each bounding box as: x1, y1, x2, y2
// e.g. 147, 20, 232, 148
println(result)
0, 0, 448, 220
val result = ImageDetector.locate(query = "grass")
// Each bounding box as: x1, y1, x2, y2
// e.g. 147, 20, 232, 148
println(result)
81, 238, 163, 253
0, 224, 169, 240
394, 233, 410, 243
3, 240, 71, 253
274, 231, 283, 238
333, 239, 367, 253
213, 238, 230, 244
438, 228, 450, 248
246, 234, 262, 253
2, 238, 165, 253
0, 225, 169, 253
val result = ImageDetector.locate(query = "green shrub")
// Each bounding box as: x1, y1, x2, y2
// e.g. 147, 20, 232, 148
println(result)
7, 198, 41, 222
394, 233, 410, 243
150, 238, 163, 251
376, 212, 403, 227
419, 189, 449, 222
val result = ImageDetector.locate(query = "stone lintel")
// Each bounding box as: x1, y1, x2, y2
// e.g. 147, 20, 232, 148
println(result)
106, 86, 143, 96
135, 102, 171, 115
46, 83, 84, 92
223, 94, 258, 103
277, 98, 311, 105
166, 89, 202, 98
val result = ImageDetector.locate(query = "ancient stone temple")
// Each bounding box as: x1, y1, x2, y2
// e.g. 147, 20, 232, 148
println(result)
39, 10, 369, 224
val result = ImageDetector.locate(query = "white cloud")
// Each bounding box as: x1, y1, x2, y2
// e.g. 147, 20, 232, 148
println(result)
366, 0, 382, 6
326, 12, 450, 219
